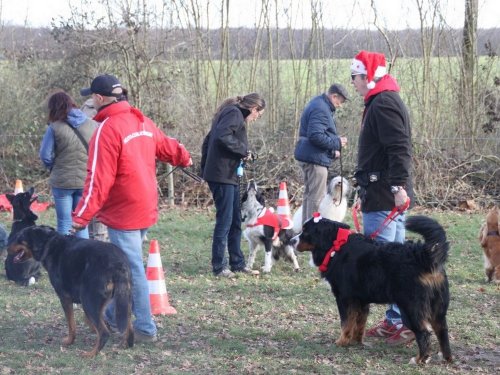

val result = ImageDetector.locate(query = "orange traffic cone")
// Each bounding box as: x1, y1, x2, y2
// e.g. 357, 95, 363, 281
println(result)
14, 180, 24, 194
276, 181, 293, 229
146, 240, 177, 315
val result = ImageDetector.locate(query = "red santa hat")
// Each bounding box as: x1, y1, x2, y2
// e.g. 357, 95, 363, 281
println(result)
350, 50, 387, 89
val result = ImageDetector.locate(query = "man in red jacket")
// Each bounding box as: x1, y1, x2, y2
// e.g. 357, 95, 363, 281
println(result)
73, 74, 192, 342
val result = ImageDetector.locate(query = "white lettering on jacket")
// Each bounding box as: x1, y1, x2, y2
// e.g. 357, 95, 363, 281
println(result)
123, 130, 153, 144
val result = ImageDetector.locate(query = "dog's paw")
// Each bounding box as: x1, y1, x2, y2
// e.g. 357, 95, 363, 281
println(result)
261, 266, 272, 273
28, 276, 36, 286
62, 335, 75, 346
409, 355, 431, 365
335, 338, 349, 346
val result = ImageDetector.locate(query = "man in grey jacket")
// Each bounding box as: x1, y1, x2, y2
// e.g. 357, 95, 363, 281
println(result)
294, 84, 348, 225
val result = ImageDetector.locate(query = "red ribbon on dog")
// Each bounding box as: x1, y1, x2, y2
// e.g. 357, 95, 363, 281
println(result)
318, 227, 352, 272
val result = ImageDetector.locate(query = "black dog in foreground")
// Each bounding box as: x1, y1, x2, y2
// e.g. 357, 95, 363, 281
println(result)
293, 215, 452, 365
5, 188, 42, 285
8, 225, 134, 357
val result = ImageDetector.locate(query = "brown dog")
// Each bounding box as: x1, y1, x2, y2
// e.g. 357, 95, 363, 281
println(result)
478, 206, 500, 284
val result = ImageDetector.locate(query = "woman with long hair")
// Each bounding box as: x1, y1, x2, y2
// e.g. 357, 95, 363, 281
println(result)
201, 93, 265, 278
39, 91, 97, 238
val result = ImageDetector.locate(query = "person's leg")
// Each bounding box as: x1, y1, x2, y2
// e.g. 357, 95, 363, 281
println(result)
52, 187, 77, 236
106, 227, 156, 337
227, 184, 246, 271
362, 210, 397, 242
385, 214, 407, 326
208, 182, 233, 275
71, 189, 89, 239
301, 163, 327, 224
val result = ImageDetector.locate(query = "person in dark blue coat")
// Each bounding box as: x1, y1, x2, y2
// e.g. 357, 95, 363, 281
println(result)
201, 93, 265, 278
294, 84, 348, 225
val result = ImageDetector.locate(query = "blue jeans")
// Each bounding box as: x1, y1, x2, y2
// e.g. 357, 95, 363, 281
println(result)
208, 182, 246, 274
104, 227, 157, 336
52, 187, 88, 239
363, 210, 406, 326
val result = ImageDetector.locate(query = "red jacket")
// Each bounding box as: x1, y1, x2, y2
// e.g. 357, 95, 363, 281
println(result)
73, 101, 191, 229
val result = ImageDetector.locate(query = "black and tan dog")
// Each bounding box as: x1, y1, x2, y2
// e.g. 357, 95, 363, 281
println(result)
8, 225, 134, 357
293, 215, 452, 364
5, 187, 42, 285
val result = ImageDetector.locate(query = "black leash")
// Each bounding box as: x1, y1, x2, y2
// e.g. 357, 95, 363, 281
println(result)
335, 143, 344, 207
163, 166, 204, 183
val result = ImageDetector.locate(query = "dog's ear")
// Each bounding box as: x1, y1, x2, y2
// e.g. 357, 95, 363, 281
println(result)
6, 193, 15, 204
337, 221, 350, 230
241, 191, 249, 203
497, 207, 500, 233
256, 192, 265, 206
32, 226, 57, 262
28, 187, 38, 204
478, 222, 487, 247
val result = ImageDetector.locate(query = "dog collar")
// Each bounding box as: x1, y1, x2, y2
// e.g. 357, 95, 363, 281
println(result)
318, 228, 352, 272
487, 230, 500, 236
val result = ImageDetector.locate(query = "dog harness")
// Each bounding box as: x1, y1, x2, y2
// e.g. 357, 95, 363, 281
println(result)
318, 227, 352, 272
246, 207, 289, 240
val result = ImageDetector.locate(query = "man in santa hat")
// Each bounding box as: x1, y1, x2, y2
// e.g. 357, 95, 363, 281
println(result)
351, 50, 415, 345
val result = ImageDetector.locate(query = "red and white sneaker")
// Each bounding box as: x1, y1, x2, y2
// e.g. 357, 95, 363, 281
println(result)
365, 320, 398, 338
385, 325, 415, 346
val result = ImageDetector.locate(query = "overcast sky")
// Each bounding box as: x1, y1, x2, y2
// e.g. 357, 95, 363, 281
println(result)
2, 0, 499, 30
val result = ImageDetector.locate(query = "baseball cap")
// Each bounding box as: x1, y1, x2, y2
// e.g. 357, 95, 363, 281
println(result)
328, 83, 349, 101
80, 74, 123, 97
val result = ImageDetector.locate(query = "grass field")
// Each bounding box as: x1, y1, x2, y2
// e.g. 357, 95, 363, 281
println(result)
0, 206, 498, 374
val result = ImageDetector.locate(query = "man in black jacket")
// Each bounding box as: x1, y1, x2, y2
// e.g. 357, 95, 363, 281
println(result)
351, 50, 415, 346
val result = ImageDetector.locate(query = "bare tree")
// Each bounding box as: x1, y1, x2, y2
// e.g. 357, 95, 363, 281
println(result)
461, 0, 478, 140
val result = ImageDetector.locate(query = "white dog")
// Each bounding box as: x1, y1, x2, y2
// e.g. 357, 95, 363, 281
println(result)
292, 176, 350, 233
241, 181, 300, 273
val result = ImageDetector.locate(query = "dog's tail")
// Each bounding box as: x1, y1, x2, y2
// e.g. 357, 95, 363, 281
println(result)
114, 272, 134, 348
406, 215, 449, 269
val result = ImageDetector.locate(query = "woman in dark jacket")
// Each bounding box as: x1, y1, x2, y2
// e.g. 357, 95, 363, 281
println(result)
201, 93, 265, 278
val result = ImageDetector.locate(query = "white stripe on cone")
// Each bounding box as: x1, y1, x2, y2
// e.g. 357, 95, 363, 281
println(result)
148, 280, 167, 295
277, 206, 291, 215
147, 253, 162, 267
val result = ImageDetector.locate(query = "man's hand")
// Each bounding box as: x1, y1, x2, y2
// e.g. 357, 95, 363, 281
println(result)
71, 221, 86, 233
353, 197, 361, 211
394, 188, 409, 208
243, 151, 257, 162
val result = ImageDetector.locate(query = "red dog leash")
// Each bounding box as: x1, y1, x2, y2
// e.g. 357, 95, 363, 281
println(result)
352, 198, 410, 239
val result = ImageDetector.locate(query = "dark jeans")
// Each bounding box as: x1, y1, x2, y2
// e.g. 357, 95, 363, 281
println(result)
208, 182, 246, 274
